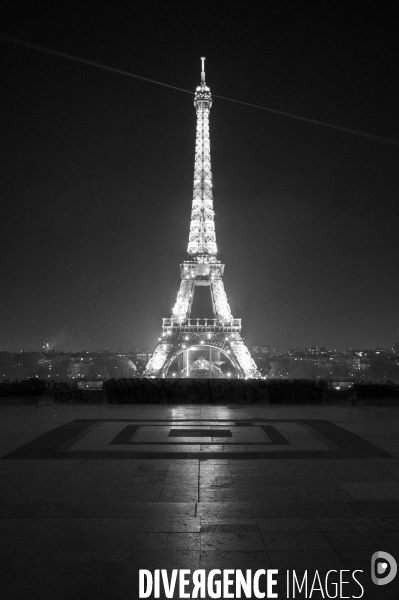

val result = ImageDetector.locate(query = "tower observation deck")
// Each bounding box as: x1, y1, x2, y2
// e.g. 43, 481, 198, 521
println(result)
144, 59, 260, 379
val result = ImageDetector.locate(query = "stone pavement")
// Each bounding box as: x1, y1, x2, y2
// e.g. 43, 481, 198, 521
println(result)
0, 403, 399, 599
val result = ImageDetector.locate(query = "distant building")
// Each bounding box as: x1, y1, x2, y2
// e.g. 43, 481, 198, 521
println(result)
345, 356, 368, 371
251, 345, 276, 355
135, 350, 152, 363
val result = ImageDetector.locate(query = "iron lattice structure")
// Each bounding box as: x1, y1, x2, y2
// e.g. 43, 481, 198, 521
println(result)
145, 59, 260, 379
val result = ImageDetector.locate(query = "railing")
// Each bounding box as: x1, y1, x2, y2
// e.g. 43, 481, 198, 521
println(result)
162, 318, 241, 332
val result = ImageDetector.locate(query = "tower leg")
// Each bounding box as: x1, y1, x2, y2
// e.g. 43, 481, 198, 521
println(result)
144, 341, 174, 377
229, 335, 260, 378
171, 279, 194, 321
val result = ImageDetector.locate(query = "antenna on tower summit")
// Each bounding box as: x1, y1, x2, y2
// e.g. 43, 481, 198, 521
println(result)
201, 56, 206, 83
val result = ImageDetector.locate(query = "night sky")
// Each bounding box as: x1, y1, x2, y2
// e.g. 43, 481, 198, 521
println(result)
1, 2, 398, 352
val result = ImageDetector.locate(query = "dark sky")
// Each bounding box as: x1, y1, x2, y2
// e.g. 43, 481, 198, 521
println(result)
1, 1, 398, 352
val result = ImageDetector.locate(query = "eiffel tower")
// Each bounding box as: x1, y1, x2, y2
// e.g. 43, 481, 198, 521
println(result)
144, 58, 260, 379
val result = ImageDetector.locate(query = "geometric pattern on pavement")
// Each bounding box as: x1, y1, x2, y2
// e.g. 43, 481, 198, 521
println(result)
2, 419, 394, 460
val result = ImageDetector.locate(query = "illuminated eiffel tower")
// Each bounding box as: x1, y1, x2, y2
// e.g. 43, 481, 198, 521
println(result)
144, 58, 260, 379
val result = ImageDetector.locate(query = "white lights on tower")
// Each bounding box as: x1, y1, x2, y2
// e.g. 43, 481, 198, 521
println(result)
211, 280, 233, 322
144, 59, 260, 379
188, 58, 217, 258
145, 343, 172, 377
171, 279, 194, 321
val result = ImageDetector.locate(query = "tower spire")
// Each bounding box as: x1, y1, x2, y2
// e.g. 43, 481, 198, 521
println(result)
188, 57, 216, 258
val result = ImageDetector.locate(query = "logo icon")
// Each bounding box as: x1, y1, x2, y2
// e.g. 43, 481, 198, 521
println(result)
371, 551, 397, 586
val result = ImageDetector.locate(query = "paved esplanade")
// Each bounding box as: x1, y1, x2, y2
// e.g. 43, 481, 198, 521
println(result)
1, 404, 399, 599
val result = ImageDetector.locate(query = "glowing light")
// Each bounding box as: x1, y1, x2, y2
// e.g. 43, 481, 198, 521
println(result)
187, 72, 217, 257
144, 343, 172, 376
171, 279, 194, 320
230, 340, 260, 378
211, 280, 233, 321
143, 60, 262, 380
